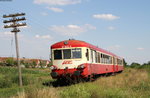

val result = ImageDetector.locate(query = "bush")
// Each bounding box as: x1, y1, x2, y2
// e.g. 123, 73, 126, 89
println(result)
0, 67, 43, 88
24, 63, 30, 68
0, 75, 12, 88
5, 58, 16, 67
130, 62, 141, 68
11, 74, 37, 86
0, 62, 3, 66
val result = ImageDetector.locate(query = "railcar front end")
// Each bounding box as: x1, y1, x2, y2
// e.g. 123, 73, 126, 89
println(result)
50, 46, 89, 80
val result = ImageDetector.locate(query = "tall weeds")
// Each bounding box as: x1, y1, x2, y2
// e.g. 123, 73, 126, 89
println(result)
11, 68, 150, 98
13, 88, 59, 98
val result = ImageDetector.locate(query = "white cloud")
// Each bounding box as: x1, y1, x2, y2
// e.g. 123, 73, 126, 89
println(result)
67, 25, 80, 29
93, 14, 120, 20
50, 25, 84, 36
35, 34, 53, 40
34, 0, 81, 6
108, 26, 115, 30
46, 7, 64, 12
35, 35, 40, 38
41, 12, 48, 16
49, 24, 96, 36
137, 47, 144, 51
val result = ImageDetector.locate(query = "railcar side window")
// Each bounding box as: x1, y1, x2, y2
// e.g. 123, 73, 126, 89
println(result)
72, 48, 82, 59
95, 52, 98, 63
109, 57, 112, 64
54, 50, 62, 60
86, 49, 89, 61
98, 53, 101, 63
93, 51, 96, 63
117, 59, 122, 65
63, 49, 71, 59
101, 54, 103, 63
91, 49, 93, 62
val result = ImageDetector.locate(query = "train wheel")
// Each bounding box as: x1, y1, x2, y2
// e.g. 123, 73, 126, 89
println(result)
88, 75, 95, 82
112, 72, 116, 76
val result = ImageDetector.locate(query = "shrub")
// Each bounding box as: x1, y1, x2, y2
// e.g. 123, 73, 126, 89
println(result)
11, 74, 37, 86
24, 63, 30, 68
0, 62, 3, 66
0, 75, 12, 88
5, 58, 16, 66
130, 62, 141, 68
31, 61, 37, 68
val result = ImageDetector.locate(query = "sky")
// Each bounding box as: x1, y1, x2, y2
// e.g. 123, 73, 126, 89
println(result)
0, 0, 150, 64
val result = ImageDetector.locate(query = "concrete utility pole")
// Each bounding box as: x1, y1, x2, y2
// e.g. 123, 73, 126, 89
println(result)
3, 13, 26, 87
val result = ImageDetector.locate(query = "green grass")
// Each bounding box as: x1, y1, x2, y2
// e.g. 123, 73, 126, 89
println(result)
1, 66, 150, 98
0, 66, 51, 98
58, 68, 150, 98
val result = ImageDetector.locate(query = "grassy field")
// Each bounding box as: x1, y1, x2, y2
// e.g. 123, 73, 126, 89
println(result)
0, 66, 51, 98
0, 66, 150, 98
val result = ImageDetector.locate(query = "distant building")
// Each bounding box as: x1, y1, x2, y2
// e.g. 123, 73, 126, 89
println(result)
0, 57, 50, 68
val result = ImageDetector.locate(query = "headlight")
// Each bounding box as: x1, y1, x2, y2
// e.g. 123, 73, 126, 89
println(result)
50, 65, 57, 70
78, 64, 85, 69
50, 66, 54, 70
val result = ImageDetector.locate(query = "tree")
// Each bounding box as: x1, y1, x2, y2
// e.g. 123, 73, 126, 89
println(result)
147, 61, 150, 65
123, 59, 128, 67
5, 58, 15, 66
20, 60, 25, 65
31, 61, 37, 68
130, 62, 141, 68
141, 61, 150, 69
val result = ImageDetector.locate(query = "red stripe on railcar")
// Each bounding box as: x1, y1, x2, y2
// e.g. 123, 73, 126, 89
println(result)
51, 40, 120, 58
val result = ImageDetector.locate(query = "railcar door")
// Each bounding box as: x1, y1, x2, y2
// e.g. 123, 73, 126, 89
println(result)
87, 49, 95, 75
113, 57, 116, 72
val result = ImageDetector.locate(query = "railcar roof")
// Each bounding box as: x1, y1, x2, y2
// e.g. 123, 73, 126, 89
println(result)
51, 39, 122, 58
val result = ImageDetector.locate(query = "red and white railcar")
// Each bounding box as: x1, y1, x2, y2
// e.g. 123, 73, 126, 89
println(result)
50, 39, 124, 81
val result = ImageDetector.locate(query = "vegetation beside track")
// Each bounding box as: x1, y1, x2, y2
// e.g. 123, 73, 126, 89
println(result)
0, 64, 150, 98
0, 66, 51, 98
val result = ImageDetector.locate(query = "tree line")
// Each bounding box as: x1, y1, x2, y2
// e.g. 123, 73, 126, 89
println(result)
124, 60, 150, 69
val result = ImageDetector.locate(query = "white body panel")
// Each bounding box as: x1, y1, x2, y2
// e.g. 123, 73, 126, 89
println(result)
52, 47, 87, 69
51, 47, 124, 69
53, 59, 84, 69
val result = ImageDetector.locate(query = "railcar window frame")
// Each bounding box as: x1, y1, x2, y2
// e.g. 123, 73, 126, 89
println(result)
100, 53, 112, 64
101, 54, 103, 63
72, 48, 82, 59
86, 49, 89, 61
91, 49, 94, 62
117, 58, 123, 65
53, 48, 82, 60
93, 50, 96, 63
63, 49, 71, 59
54, 50, 62, 60
98, 53, 101, 63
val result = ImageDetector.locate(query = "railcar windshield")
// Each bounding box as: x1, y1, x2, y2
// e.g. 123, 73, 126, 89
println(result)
63, 49, 71, 59
54, 50, 62, 60
53, 48, 82, 60
72, 48, 81, 58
